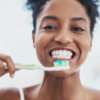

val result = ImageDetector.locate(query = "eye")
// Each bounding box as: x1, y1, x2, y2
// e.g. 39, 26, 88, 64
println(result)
71, 27, 84, 31
42, 26, 57, 30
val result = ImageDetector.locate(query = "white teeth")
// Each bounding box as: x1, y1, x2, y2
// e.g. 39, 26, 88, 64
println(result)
63, 50, 66, 55
51, 50, 73, 59
68, 56, 71, 59
69, 52, 73, 56
59, 56, 61, 59
63, 55, 65, 58
54, 51, 56, 55
53, 55, 55, 58
58, 55, 60, 58
59, 50, 63, 55
52, 51, 55, 55
55, 56, 56, 58
65, 56, 67, 59
66, 51, 69, 55
52, 51, 54, 55
55, 50, 58, 55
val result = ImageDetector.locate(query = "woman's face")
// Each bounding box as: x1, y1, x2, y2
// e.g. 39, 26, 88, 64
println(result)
33, 0, 92, 77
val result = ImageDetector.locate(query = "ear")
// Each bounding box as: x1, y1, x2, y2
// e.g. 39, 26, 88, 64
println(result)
32, 30, 35, 48
89, 34, 93, 52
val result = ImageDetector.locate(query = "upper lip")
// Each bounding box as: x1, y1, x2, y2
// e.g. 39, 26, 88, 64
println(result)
49, 47, 76, 55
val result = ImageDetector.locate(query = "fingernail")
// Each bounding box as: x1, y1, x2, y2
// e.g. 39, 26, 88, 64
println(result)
10, 73, 15, 78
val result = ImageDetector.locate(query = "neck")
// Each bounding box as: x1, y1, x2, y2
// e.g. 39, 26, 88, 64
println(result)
38, 71, 86, 100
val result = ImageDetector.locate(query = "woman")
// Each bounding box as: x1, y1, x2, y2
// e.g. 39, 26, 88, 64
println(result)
0, 0, 100, 100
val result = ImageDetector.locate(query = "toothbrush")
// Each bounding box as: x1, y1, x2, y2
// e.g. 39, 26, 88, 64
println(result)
5, 61, 70, 71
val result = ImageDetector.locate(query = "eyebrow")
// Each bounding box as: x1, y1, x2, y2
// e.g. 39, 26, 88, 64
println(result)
42, 16, 87, 23
71, 17, 87, 23
42, 16, 59, 21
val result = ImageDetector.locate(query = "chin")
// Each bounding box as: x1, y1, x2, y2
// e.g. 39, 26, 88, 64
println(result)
48, 70, 72, 78
46, 67, 80, 78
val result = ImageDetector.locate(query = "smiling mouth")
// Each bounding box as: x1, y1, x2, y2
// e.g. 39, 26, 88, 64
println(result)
49, 48, 76, 61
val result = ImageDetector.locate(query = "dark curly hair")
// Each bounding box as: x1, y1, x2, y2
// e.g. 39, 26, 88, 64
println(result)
26, 0, 99, 34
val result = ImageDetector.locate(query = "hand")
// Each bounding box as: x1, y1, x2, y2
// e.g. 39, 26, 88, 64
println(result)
0, 53, 18, 78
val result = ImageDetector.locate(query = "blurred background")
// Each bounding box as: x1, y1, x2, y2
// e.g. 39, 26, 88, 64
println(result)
0, 0, 100, 90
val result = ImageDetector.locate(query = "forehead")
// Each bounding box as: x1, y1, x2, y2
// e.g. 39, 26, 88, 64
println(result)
37, 0, 90, 24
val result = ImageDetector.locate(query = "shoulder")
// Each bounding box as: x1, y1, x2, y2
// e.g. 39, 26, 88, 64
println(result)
0, 87, 20, 100
23, 84, 40, 100
84, 86, 100, 100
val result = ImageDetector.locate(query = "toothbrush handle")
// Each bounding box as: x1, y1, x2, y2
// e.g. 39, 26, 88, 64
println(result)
5, 65, 39, 70
5, 65, 70, 71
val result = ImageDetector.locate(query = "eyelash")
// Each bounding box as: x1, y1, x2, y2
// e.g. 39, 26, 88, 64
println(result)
42, 26, 57, 30
71, 27, 85, 31
42, 26, 84, 31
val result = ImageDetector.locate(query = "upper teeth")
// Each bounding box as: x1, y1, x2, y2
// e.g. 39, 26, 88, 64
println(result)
51, 50, 73, 59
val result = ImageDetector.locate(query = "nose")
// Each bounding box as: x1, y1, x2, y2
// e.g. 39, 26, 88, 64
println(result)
54, 30, 73, 44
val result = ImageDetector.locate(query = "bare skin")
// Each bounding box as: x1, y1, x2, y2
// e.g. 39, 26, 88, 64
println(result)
0, 73, 100, 100
0, 0, 100, 100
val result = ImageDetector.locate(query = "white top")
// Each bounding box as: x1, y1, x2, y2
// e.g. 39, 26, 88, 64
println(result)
18, 88, 25, 100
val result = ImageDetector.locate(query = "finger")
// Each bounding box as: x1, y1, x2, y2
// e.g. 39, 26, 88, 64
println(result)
0, 60, 6, 77
0, 53, 15, 78
4, 69, 20, 74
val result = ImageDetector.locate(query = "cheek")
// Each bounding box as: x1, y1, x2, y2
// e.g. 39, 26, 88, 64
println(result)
81, 37, 91, 52
81, 40, 90, 60
76, 34, 91, 53
35, 32, 53, 65
79, 37, 91, 64
35, 33, 52, 49
36, 33, 46, 48
73, 34, 91, 68
35, 33, 46, 63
